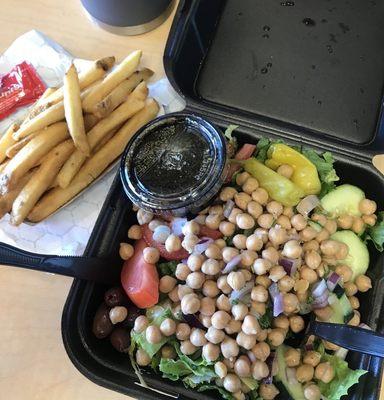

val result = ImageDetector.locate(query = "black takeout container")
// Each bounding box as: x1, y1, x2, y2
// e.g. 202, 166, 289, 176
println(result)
2, 0, 384, 399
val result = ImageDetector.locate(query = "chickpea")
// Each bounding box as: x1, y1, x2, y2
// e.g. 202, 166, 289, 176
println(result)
355, 274, 372, 292
181, 220, 200, 236
320, 240, 340, 256
181, 294, 201, 314
296, 364, 314, 383
253, 258, 272, 275
146, 325, 163, 344
222, 247, 240, 263
127, 225, 142, 240
316, 263, 326, 278
283, 293, 299, 314
335, 264, 353, 282
234, 192, 252, 210
337, 214, 353, 229
137, 209, 153, 225
161, 345, 176, 360
278, 275, 295, 293
165, 234, 182, 253
250, 285, 268, 303
225, 319, 242, 335
234, 357, 252, 378
217, 275, 232, 294
187, 254, 203, 272
221, 337, 240, 358
348, 310, 361, 326
277, 163, 294, 178
252, 342, 270, 362
349, 295, 360, 309
182, 233, 199, 253
240, 269, 253, 282
303, 240, 320, 252
344, 282, 358, 296
300, 267, 318, 284
202, 258, 222, 276
252, 187, 269, 205
269, 265, 287, 282
134, 315, 148, 333
241, 177, 258, 193
200, 297, 216, 316
205, 244, 222, 260
119, 243, 134, 260
200, 315, 212, 328
168, 286, 180, 302
227, 271, 246, 291
251, 301, 266, 316
272, 315, 288, 330
247, 201, 263, 219
283, 206, 294, 218
136, 348, 151, 366
186, 271, 206, 289
220, 221, 236, 237
282, 240, 302, 258
276, 215, 292, 230
109, 306, 128, 324
300, 227, 318, 242
323, 339, 340, 352
268, 226, 288, 246
315, 362, 335, 383
159, 275, 177, 293
363, 214, 377, 226
233, 234, 247, 250
212, 310, 231, 330
216, 294, 231, 312
236, 171, 251, 186
291, 214, 307, 231
178, 284, 193, 300
176, 323, 191, 340
175, 263, 190, 280
148, 219, 164, 232
268, 328, 286, 347
223, 358, 235, 370
256, 274, 272, 289
257, 213, 274, 229
259, 383, 280, 400
244, 235, 262, 252
266, 201, 283, 218
304, 250, 321, 270
189, 328, 207, 347
228, 208, 243, 224
303, 351, 321, 367
160, 318, 177, 336
215, 361, 228, 379
232, 303, 248, 321
285, 348, 301, 367
304, 384, 321, 400
256, 329, 268, 342
316, 228, 330, 243
195, 214, 206, 225
220, 186, 238, 201
202, 280, 220, 298
180, 340, 197, 355
223, 374, 242, 393
236, 331, 257, 350
314, 306, 333, 322
236, 213, 255, 230
352, 217, 365, 235
290, 315, 305, 333
205, 326, 225, 344
359, 198, 377, 215
153, 225, 171, 243
241, 250, 258, 267
205, 213, 222, 230
242, 314, 260, 335
252, 360, 269, 380
297, 291, 309, 303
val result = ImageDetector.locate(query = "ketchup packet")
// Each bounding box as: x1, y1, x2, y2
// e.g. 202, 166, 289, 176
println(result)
0, 61, 46, 120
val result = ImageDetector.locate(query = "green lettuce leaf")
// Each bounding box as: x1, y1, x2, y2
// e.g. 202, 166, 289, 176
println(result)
197, 384, 234, 400
363, 211, 384, 251
258, 304, 273, 329
317, 352, 367, 400
241, 377, 259, 391
157, 261, 178, 277
224, 124, 239, 145
255, 138, 283, 163
159, 358, 193, 380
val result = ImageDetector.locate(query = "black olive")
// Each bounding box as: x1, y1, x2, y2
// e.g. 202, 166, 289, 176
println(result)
104, 287, 127, 307
110, 328, 130, 352
92, 303, 113, 339
121, 303, 144, 328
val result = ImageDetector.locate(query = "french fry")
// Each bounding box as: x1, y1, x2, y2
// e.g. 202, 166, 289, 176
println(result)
11, 140, 75, 225
0, 122, 69, 193
28, 99, 159, 222
39, 56, 115, 107
0, 123, 18, 163
6, 131, 42, 159
57, 82, 148, 188
82, 50, 142, 113
13, 101, 65, 140
92, 68, 154, 118
0, 170, 34, 219
21, 87, 57, 125
83, 113, 100, 132
0, 160, 9, 174
63, 64, 90, 155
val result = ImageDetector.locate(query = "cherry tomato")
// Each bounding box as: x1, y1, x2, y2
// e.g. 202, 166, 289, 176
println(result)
199, 225, 223, 240
121, 239, 159, 308
225, 143, 257, 182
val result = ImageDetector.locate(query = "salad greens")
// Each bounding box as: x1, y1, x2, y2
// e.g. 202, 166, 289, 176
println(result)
363, 211, 384, 251
157, 260, 178, 277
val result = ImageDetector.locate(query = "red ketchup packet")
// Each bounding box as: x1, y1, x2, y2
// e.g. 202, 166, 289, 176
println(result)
0, 61, 46, 120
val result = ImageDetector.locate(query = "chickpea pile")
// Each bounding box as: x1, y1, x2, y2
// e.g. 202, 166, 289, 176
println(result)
121, 171, 376, 400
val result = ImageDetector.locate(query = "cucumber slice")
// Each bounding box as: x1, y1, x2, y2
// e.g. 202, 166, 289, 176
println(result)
276, 345, 306, 400
331, 230, 370, 281
320, 184, 365, 217
328, 293, 353, 324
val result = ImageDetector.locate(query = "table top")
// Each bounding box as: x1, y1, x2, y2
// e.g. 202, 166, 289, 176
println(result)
0, 1, 175, 399
0, 1, 382, 400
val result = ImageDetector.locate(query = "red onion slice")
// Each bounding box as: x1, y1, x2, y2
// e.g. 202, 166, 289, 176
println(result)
327, 272, 341, 292
273, 294, 284, 317
359, 323, 372, 330
171, 217, 187, 237
194, 237, 214, 254
262, 352, 276, 384
222, 254, 243, 274
247, 351, 256, 363
312, 279, 328, 298
279, 258, 300, 276
268, 282, 279, 300
223, 199, 235, 218
297, 195, 320, 216
229, 281, 254, 303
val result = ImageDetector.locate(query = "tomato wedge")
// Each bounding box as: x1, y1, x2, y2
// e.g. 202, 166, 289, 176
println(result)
142, 224, 189, 261
225, 143, 257, 182
121, 239, 159, 308
199, 225, 223, 240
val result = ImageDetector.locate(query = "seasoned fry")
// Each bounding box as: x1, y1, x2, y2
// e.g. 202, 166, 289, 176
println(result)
6, 131, 42, 159
57, 82, 148, 188
83, 113, 100, 132
29, 99, 159, 222
82, 50, 142, 113
11, 140, 75, 225
0, 123, 18, 163
0, 122, 69, 193
39, 56, 115, 107
21, 87, 57, 125
63, 64, 90, 155
13, 101, 65, 140
92, 68, 154, 118
0, 170, 34, 219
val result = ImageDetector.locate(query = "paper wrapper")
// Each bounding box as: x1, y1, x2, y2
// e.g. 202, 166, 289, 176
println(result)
0, 30, 185, 255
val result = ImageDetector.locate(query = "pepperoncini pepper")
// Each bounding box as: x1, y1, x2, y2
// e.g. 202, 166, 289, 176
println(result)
265, 144, 321, 195
243, 158, 305, 206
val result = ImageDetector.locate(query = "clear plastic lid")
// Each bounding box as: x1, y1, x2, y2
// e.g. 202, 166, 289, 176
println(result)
120, 113, 227, 216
